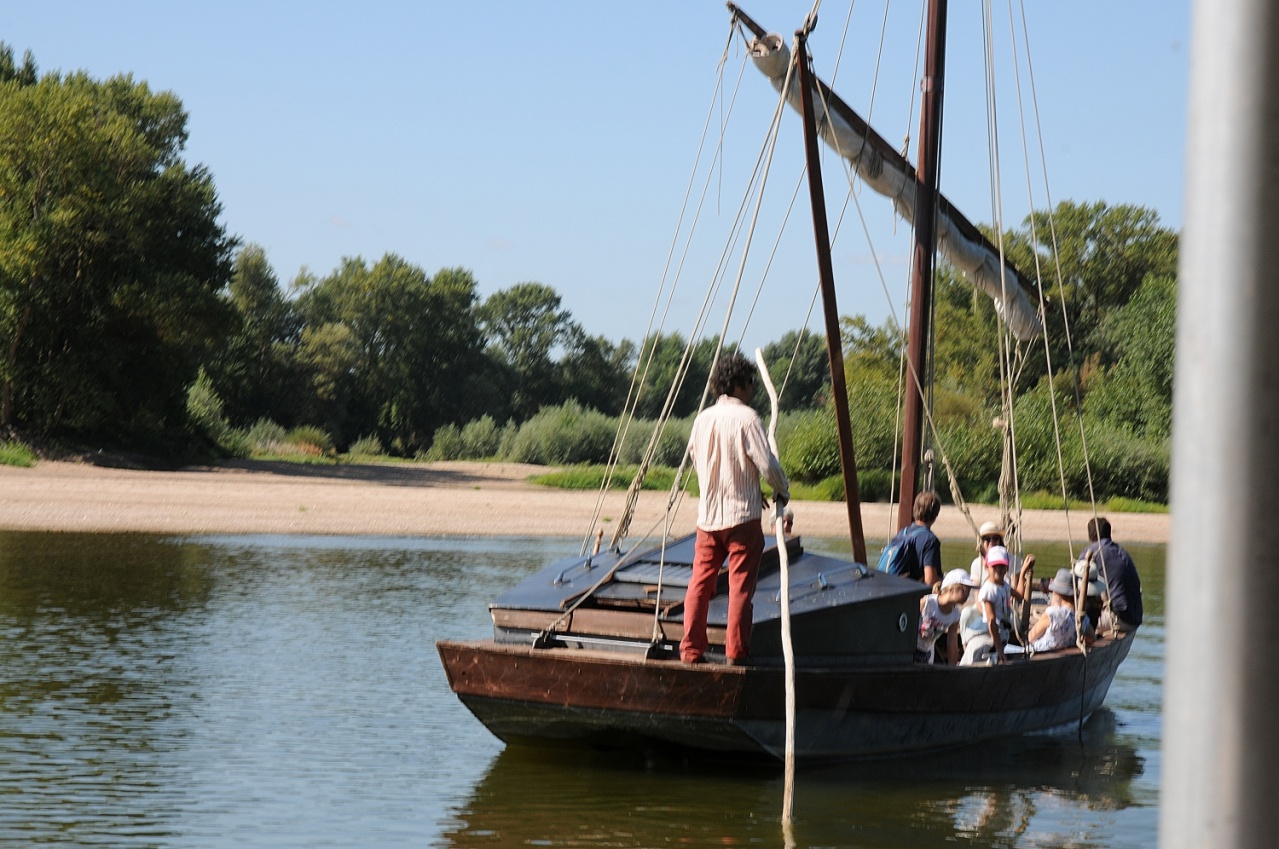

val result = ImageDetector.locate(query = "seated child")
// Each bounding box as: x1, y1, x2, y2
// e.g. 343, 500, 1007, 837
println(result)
916, 569, 979, 664
961, 546, 1034, 665
1027, 568, 1095, 652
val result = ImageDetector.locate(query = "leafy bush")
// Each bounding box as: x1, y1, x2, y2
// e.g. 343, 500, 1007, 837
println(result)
246, 419, 288, 454
286, 425, 334, 456
790, 474, 848, 502
424, 424, 463, 461
778, 409, 840, 482
532, 463, 685, 492
935, 418, 1002, 500
856, 469, 895, 502
657, 420, 694, 467
347, 434, 385, 458
616, 418, 653, 465
1081, 420, 1170, 503
460, 415, 502, 459
1008, 376, 1169, 504
185, 370, 251, 456
219, 428, 252, 458
0, 440, 37, 467
186, 369, 230, 440
845, 374, 904, 470
617, 416, 692, 467
505, 401, 616, 465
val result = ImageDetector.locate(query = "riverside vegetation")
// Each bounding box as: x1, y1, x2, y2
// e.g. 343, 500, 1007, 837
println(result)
0, 46, 1174, 508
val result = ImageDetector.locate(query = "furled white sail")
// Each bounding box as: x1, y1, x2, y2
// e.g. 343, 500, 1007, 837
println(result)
749, 34, 1043, 341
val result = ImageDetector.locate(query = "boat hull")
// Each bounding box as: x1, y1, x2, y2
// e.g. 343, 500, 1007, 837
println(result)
437, 634, 1134, 761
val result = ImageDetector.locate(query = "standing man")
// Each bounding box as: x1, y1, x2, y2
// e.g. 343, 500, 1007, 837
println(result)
1085, 516, 1143, 634
680, 352, 790, 666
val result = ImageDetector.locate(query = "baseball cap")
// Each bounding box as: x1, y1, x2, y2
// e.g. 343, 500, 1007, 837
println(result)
941, 568, 979, 589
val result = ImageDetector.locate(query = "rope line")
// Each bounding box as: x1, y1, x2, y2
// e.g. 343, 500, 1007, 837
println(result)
582, 23, 745, 553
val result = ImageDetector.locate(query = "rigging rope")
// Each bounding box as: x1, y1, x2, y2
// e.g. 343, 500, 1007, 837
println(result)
634, 26, 802, 642
981, 0, 1024, 556
604, 20, 791, 550
737, 170, 809, 348
901, 0, 928, 156
581, 23, 744, 555
1011, 0, 1115, 633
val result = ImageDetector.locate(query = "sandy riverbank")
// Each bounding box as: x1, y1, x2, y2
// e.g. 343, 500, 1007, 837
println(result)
0, 459, 1169, 544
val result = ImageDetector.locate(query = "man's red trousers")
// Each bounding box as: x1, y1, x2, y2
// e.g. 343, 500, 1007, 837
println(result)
679, 519, 764, 663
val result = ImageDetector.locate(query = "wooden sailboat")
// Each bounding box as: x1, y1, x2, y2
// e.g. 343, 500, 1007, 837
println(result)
436, 2, 1136, 762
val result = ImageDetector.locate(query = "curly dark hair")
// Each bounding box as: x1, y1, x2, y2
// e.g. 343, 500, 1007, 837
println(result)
709, 352, 757, 398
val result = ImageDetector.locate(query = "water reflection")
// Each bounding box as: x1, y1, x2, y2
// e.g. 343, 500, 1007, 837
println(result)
0, 532, 213, 845
0, 531, 1159, 848
443, 709, 1143, 848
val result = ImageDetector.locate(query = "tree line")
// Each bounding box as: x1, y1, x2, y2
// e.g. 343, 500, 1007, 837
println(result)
0, 47, 1176, 502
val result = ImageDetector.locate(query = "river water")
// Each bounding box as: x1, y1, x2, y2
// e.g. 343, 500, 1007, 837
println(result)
0, 531, 1162, 847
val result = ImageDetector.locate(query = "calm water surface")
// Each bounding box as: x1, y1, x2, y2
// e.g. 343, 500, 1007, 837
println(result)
0, 531, 1163, 847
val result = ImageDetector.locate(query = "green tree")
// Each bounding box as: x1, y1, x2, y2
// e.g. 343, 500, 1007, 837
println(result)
479, 282, 575, 420
931, 266, 1002, 404
205, 245, 302, 427
558, 330, 635, 416
0, 53, 236, 441
632, 332, 719, 420
294, 257, 486, 452
840, 315, 903, 381
0, 45, 37, 87
997, 200, 1178, 385
295, 321, 362, 440
1083, 273, 1177, 439
761, 329, 828, 409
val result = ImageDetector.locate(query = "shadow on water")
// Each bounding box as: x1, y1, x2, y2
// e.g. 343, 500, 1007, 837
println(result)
441, 709, 1144, 849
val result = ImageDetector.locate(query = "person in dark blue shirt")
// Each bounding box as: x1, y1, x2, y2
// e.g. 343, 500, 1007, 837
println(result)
891, 491, 943, 587
1084, 516, 1143, 633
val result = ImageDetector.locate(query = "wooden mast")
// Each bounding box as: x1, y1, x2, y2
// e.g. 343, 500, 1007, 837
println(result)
897, 0, 949, 531
793, 26, 867, 566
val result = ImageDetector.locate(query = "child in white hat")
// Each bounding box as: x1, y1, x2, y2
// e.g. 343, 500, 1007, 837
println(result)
916, 569, 980, 664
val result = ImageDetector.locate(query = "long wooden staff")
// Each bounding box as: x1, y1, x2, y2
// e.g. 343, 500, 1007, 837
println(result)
755, 349, 795, 831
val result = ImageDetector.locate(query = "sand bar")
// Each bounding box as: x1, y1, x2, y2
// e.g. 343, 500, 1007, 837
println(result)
0, 459, 1168, 545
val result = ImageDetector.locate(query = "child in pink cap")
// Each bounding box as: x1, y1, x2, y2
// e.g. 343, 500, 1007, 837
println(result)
961, 545, 1035, 665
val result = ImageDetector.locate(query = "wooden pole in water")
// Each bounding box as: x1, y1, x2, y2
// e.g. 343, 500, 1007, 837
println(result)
755, 349, 795, 833
1161, 0, 1279, 845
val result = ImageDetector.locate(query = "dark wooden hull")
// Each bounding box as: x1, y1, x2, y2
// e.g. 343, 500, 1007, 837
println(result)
437, 634, 1135, 761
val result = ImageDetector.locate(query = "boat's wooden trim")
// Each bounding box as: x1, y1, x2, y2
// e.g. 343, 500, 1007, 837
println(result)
492, 607, 724, 645
441, 636, 1130, 713
438, 639, 746, 718
437, 635, 1135, 760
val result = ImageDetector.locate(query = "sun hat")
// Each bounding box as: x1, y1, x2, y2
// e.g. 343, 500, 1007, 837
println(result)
978, 521, 1003, 539
1048, 568, 1075, 597
941, 568, 979, 590
1073, 558, 1098, 580
1087, 578, 1106, 597
985, 545, 1011, 568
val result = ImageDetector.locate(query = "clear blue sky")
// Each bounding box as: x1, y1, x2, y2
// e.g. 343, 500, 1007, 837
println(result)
4, 1, 1188, 354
